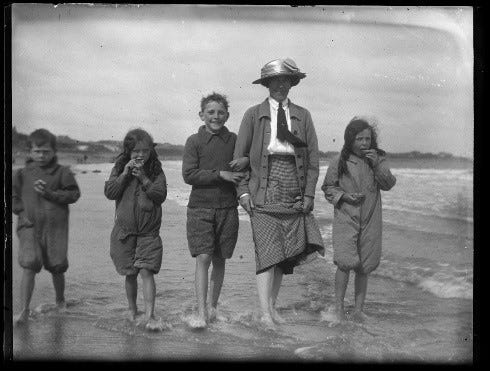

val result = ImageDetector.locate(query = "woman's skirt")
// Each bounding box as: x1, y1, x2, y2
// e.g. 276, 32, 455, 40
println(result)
250, 155, 325, 274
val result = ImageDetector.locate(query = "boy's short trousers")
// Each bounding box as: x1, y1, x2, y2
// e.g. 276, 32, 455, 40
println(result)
186, 207, 238, 259
17, 221, 69, 274
110, 224, 163, 276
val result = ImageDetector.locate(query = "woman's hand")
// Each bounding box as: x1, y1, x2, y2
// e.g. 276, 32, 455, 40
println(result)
303, 196, 314, 213
341, 193, 365, 205
239, 194, 254, 216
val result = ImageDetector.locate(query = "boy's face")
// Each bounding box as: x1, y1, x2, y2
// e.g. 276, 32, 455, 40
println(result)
131, 140, 151, 165
30, 143, 56, 166
268, 76, 292, 103
352, 128, 372, 157
199, 101, 229, 134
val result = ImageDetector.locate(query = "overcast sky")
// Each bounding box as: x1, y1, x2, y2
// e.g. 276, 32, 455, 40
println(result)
11, 4, 473, 157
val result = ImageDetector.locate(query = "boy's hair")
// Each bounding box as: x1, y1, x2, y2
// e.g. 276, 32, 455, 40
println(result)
27, 129, 57, 151
200, 92, 229, 112
338, 117, 385, 177
114, 128, 163, 180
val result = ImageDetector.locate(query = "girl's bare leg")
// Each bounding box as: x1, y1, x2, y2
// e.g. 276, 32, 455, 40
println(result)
125, 274, 138, 321
52, 272, 66, 309
334, 268, 350, 321
352, 272, 369, 322
270, 266, 285, 323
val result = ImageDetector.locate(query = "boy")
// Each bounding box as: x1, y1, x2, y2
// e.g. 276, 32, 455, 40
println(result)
182, 93, 247, 328
12, 129, 81, 324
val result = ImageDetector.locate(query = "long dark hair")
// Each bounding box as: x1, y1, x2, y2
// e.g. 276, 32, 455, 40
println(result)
114, 128, 162, 180
338, 117, 385, 177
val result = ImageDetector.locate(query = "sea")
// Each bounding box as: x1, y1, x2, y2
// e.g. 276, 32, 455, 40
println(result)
10, 159, 473, 362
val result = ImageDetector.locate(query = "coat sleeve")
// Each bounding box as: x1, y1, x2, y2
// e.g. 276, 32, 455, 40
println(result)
142, 171, 167, 204
233, 107, 254, 197
182, 136, 222, 185
321, 157, 345, 207
12, 168, 24, 215
374, 157, 396, 191
42, 167, 81, 205
304, 110, 320, 198
104, 166, 130, 200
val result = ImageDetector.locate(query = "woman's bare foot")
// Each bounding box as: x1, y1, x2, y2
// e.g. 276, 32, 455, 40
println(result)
259, 313, 276, 330
128, 308, 139, 322
13, 310, 30, 326
271, 308, 286, 324
189, 315, 207, 329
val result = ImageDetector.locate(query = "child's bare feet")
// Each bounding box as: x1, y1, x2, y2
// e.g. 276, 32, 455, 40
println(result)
13, 310, 30, 326
145, 317, 164, 331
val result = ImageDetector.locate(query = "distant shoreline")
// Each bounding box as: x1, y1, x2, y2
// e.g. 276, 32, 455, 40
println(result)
10, 151, 473, 170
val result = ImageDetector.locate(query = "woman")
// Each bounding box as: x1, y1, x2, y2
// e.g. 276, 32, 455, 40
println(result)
232, 58, 325, 327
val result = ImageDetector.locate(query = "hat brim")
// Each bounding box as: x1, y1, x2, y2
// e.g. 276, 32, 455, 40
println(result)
252, 72, 306, 87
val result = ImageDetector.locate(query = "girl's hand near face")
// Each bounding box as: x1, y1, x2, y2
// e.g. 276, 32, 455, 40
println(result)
341, 193, 365, 205
362, 149, 380, 167
131, 163, 148, 182
122, 159, 137, 176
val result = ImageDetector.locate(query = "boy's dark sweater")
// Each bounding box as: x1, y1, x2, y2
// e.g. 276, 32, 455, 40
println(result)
182, 125, 238, 208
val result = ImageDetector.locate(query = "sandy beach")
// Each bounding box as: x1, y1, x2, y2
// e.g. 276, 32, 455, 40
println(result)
7, 160, 473, 362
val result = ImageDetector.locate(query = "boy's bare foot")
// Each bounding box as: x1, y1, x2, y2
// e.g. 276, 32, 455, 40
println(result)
321, 305, 345, 326
13, 310, 30, 326
145, 317, 164, 331
56, 301, 67, 312
189, 315, 207, 329
350, 310, 369, 323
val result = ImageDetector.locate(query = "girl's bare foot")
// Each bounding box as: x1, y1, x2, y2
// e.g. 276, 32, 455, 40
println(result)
145, 317, 164, 331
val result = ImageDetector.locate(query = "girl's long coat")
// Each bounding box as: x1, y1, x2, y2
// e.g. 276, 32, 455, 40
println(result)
321, 154, 396, 273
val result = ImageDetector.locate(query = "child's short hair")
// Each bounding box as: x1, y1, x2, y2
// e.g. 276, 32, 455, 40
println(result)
28, 129, 57, 151
200, 92, 229, 112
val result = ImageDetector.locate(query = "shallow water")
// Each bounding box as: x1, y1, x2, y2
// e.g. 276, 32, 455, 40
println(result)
10, 160, 473, 362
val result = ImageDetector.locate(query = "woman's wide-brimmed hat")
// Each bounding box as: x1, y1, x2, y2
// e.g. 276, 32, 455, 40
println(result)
252, 58, 306, 87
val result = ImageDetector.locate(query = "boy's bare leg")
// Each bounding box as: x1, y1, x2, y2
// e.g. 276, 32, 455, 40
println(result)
125, 274, 138, 321
195, 254, 212, 327
52, 272, 66, 310
208, 255, 225, 322
352, 272, 369, 322
256, 268, 275, 327
270, 266, 286, 323
14, 268, 36, 325
334, 268, 350, 321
